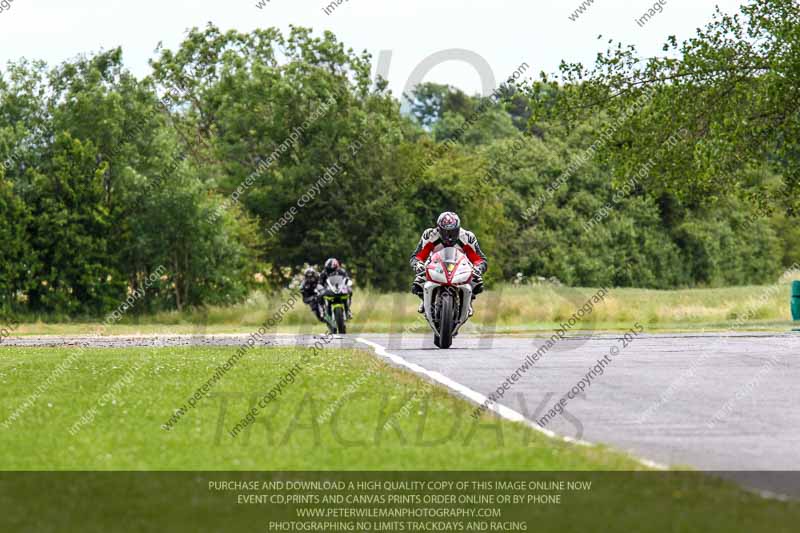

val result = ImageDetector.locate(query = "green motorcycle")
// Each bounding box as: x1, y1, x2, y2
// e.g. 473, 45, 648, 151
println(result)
320, 274, 351, 334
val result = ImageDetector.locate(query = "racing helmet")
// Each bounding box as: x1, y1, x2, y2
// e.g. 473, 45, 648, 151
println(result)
324, 258, 340, 274
436, 212, 461, 247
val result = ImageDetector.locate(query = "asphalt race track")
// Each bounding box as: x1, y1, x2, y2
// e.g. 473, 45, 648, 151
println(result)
4, 331, 799, 495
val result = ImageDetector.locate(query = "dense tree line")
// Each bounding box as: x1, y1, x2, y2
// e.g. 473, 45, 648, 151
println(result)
1, 1, 798, 316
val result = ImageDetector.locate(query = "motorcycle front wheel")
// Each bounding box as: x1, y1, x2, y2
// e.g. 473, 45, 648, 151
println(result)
437, 292, 454, 349
334, 306, 347, 334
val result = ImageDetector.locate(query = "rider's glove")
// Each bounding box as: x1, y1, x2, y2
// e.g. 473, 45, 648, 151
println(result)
472, 268, 484, 281
413, 261, 426, 275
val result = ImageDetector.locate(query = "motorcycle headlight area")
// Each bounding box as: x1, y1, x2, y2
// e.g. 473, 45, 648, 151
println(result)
451, 266, 473, 285
428, 266, 448, 283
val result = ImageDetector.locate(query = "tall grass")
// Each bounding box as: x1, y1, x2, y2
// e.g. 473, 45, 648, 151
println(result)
12, 279, 799, 336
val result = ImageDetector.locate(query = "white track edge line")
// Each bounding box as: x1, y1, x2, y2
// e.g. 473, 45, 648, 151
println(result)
355, 336, 668, 471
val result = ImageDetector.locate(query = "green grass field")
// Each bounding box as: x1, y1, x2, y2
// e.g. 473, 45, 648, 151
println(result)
0, 345, 642, 470
2, 344, 800, 533
10, 281, 800, 336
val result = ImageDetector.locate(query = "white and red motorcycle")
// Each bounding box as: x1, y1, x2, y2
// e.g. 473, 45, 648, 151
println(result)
422, 247, 475, 349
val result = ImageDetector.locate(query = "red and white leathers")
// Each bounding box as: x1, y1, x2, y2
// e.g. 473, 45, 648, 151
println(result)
410, 227, 488, 274
409, 228, 488, 298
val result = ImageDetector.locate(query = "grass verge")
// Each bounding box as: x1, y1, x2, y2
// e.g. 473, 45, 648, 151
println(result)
0, 345, 641, 470
7, 281, 800, 336
1, 345, 799, 532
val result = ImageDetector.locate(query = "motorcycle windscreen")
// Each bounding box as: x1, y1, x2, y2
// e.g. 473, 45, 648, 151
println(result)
440, 247, 461, 266
326, 275, 346, 292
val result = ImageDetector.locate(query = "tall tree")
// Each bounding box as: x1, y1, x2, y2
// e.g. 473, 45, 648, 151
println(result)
528, 0, 800, 214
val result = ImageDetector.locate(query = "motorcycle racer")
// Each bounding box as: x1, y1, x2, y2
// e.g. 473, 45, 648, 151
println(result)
300, 268, 324, 322
409, 212, 488, 315
319, 258, 353, 319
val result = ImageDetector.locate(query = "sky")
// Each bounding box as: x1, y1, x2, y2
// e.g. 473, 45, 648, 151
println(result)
0, 0, 747, 99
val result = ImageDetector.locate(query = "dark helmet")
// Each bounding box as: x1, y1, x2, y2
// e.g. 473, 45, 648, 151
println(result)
304, 267, 318, 279
436, 212, 461, 247
324, 258, 340, 274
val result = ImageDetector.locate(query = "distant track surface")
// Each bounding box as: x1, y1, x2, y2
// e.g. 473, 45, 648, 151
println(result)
4, 331, 799, 495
